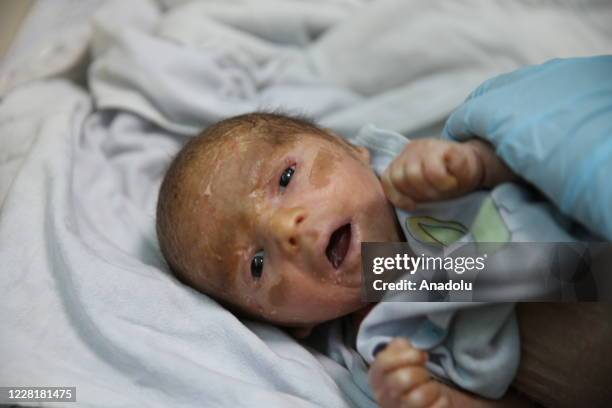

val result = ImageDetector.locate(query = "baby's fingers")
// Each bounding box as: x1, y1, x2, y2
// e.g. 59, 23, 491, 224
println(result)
382, 165, 417, 211
384, 366, 431, 401
421, 155, 458, 194
444, 144, 483, 192
382, 158, 439, 207
369, 339, 428, 390
401, 160, 443, 201
401, 381, 445, 408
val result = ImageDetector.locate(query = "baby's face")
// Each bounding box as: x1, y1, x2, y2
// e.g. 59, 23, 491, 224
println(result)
187, 132, 400, 327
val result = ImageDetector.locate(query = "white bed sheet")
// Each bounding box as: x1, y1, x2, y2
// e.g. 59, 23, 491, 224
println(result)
1, 0, 612, 407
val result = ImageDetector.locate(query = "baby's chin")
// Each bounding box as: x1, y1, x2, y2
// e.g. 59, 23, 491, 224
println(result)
261, 292, 365, 328
348, 186, 400, 242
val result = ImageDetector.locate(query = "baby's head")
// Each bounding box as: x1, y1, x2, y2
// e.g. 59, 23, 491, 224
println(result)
157, 113, 399, 330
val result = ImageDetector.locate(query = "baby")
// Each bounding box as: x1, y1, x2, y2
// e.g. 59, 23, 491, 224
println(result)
155, 112, 531, 408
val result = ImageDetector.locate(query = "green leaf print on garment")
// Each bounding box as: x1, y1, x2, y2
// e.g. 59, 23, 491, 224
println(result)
406, 197, 510, 248
406, 216, 468, 246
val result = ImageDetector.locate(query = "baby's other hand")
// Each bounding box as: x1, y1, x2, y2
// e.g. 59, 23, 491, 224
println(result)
381, 139, 484, 211
368, 338, 449, 408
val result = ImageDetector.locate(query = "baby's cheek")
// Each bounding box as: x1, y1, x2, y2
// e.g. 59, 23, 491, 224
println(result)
268, 275, 289, 308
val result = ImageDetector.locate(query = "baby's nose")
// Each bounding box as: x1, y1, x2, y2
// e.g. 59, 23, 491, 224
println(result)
269, 207, 307, 254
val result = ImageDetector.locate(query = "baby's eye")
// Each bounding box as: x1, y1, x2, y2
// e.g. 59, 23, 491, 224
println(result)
279, 166, 295, 188
250, 250, 264, 279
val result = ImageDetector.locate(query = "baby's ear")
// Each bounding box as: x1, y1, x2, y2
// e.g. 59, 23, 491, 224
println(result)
354, 145, 371, 164
324, 129, 371, 164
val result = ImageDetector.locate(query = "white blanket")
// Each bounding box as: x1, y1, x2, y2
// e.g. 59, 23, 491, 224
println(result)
2, 0, 612, 406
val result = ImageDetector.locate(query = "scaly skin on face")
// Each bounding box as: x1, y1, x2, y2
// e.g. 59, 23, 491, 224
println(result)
309, 147, 338, 189
182, 132, 401, 327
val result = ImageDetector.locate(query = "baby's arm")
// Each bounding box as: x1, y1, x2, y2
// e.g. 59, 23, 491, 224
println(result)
381, 138, 516, 211
369, 339, 532, 408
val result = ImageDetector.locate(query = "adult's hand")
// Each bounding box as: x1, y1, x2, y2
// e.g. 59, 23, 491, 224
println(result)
443, 56, 612, 240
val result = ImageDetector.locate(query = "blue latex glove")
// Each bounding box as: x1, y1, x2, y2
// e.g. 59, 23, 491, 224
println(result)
443, 56, 612, 240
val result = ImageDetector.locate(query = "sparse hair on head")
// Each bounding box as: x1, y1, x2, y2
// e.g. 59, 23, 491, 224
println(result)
156, 111, 332, 287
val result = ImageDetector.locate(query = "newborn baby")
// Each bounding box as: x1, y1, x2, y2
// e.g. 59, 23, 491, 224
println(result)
156, 112, 524, 408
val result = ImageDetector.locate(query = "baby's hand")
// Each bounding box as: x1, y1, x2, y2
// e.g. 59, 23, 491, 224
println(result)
368, 338, 449, 408
381, 139, 485, 211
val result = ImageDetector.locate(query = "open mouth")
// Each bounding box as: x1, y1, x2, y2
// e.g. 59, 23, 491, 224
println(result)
325, 223, 352, 269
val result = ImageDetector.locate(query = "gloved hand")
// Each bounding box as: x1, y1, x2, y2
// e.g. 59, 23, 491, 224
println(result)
443, 56, 612, 240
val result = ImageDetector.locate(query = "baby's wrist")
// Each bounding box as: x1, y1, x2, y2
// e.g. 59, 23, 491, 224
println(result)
463, 139, 488, 188
463, 139, 515, 188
